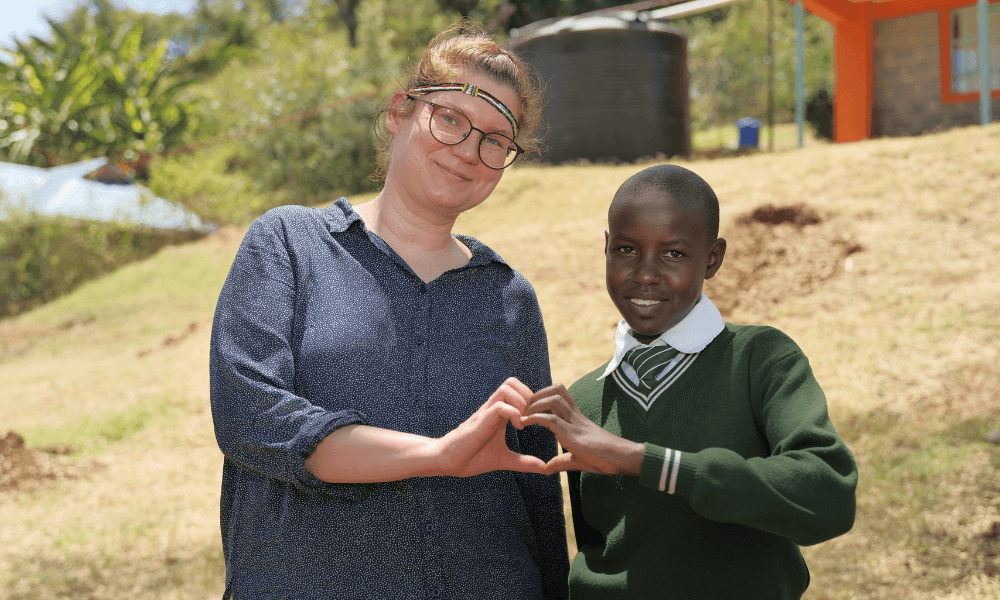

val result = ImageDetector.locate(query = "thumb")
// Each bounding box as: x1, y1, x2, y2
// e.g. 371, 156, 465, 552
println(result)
542, 452, 580, 476
498, 450, 546, 474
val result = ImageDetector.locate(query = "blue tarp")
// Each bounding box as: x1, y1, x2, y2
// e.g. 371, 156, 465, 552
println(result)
0, 158, 216, 232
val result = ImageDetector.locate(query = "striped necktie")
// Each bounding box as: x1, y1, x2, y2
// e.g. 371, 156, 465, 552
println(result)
622, 345, 681, 390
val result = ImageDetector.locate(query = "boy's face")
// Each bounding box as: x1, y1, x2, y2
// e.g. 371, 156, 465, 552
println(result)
605, 190, 726, 343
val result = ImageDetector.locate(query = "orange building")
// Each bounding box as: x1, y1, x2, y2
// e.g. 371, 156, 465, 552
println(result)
802, 0, 999, 141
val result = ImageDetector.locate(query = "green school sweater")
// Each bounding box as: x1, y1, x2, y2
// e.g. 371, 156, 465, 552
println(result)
567, 323, 858, 600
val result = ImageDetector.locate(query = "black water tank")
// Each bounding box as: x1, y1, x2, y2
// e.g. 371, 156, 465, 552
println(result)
510, 12, 690, 164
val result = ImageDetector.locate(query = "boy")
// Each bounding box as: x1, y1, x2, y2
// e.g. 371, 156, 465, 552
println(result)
522, 164, 857, 599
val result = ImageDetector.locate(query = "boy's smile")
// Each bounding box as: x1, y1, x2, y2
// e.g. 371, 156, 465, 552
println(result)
605, 190, 726, 343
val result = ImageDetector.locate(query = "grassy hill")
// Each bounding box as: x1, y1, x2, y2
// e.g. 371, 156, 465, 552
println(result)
2, 123, 999, 599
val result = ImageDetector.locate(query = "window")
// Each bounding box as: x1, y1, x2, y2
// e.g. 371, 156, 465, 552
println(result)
948, 3, 1000, 95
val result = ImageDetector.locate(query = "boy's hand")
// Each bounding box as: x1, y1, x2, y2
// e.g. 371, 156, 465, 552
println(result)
522, 384, 645, 477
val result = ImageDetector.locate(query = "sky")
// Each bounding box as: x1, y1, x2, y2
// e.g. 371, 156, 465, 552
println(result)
3, 0, 198, 50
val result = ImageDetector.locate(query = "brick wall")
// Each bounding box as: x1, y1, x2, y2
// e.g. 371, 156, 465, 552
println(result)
872, 11, 1000, 137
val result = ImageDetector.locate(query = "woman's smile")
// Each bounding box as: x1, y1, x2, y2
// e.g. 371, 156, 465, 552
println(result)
434, 158, 473, 182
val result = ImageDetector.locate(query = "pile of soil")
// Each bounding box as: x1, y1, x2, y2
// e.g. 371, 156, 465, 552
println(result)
0, 430, 83, 492
705, 203, 863, 320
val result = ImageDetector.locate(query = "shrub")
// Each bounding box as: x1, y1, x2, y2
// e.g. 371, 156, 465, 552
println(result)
0, 211, 203, 319
147, 143, 278, 226
805, 87, 834, 141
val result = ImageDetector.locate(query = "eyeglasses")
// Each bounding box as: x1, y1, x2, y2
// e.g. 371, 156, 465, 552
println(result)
407, 95, 523, 170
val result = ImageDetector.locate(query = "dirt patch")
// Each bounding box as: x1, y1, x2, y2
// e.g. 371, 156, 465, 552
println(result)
705, 203, 863, 320
0, 323, 61, 363
0, 431, 92, 492
737, 203, 823, 227
137, 320, 201, 357
0, 315, 96, 364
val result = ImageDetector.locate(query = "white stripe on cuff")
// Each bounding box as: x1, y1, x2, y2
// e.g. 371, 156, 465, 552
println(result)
659, 449, 672, 492
668, 450, 682, 495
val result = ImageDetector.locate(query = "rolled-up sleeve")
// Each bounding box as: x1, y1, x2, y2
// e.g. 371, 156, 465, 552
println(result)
209, 210, 370, 499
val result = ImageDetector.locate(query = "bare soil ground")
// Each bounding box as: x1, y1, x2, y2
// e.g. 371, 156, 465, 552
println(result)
0, 431, 89, 492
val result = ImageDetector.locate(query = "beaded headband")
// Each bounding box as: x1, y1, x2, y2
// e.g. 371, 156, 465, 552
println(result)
408, 83, 519, 140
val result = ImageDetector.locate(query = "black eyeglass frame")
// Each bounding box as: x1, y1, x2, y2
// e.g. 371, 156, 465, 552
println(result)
406, 94, 524, 170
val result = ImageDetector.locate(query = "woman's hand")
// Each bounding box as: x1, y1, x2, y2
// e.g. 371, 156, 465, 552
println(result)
431, 377, 547, 477
304, 377, 545, 482
521, 384, 645, 477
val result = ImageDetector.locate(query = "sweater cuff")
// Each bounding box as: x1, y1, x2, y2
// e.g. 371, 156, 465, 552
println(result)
639, 443, 684, 494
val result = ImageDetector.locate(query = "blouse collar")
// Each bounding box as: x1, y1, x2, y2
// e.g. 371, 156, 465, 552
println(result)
323, 196, 508, 269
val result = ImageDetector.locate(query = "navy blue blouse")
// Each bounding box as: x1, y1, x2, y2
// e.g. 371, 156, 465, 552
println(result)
209, 198, 569, 599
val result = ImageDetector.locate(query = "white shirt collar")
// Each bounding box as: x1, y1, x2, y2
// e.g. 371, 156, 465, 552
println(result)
597, 293, 725, 380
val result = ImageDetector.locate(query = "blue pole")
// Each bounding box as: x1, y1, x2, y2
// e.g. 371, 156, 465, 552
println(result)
979, 0, 992, 125
795, 0, 805, 147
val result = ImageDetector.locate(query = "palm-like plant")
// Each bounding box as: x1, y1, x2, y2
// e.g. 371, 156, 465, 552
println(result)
0, 14, 195, 171
0, 18, 109, 166
99, 21, 195, 168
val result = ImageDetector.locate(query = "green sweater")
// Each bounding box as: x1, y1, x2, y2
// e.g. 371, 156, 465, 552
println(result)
567, 323, 857, 600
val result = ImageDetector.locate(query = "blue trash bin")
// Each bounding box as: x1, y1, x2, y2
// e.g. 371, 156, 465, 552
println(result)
736, 117, 761, 149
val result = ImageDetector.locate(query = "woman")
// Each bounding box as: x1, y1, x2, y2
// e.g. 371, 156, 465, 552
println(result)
209, 26, 569, 599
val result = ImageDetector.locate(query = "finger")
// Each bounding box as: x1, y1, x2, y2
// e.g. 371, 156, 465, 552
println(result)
524, 395, 573, 421
528, 383, 575, 409
489, 401, 523, 429
549, 383, 578, 409
488, 381, 529, 414
504, 377, 534, 399
518, 412, 566, 433
542, 452, 581, 476
498, 450, 546, 474
527, 384, 561, 405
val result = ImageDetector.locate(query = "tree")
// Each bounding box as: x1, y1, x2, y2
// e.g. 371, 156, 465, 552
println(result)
99, 21, 197, 172
0, 19, 110, 166
0, 14, 197, 170
436, 0, 481, 18
332, 0, 363, 46
61, 0, 190, 48
674, 0, 833, 131
505, 0, 636, 30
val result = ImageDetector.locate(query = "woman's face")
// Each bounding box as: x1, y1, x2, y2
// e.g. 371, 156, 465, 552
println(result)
384, 70, 520, 220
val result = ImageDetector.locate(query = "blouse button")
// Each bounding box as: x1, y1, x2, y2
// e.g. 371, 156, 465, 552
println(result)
430, 589, 441, 598
425, 523, 435, 532
419, 283, 427, 294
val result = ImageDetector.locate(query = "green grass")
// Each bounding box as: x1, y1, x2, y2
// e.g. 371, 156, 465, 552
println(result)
19, 394, 173, 452
692, 121, 827, 153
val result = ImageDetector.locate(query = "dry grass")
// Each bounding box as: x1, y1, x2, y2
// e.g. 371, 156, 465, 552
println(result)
2, 123, 1000, 598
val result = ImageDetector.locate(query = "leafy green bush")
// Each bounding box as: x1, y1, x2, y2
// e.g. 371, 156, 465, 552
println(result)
0, 211, 203, 319
805, 87, 834, 141
178, 0, 459, 204
147, 142, 278, 225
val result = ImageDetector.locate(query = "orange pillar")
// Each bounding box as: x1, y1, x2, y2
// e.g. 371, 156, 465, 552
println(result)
803, 0, 875, 142
832, 3, 874, 141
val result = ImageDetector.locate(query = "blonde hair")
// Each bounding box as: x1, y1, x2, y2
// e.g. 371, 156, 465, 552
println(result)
372, 24, 544, 181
